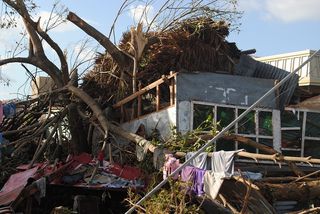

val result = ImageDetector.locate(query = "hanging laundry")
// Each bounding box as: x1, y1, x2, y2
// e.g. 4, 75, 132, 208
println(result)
3, 103, 16, 118
180, 166, 195, 193
204, 150, 243, 200
203, 170, 224, 200
185, 152, 209, 170
211, 150, 242, 177
192, 168, 206, 196
180, 166, 195, 182
163, 154, 180, 180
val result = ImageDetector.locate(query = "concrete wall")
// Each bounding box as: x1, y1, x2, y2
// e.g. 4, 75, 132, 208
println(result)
175, 72, 277, 134
176, 72, 276, 108
120, 72, 279, 142
121, 106, 176, 141
31, 76, 55, 97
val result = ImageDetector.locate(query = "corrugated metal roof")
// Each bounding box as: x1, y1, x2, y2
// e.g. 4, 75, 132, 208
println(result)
235, 55, 299, 109
0, 167, 38, 206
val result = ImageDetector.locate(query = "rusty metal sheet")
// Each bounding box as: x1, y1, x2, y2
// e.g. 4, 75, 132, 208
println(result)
0, 166, 38, 206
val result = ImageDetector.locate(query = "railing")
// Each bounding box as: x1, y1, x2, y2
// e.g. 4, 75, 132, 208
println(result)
113, 71, 177, 122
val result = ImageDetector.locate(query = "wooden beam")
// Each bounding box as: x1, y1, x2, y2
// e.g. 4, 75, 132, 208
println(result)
174, 150, 320, 165
156, 85, 160, 111
113, 72, 176, 108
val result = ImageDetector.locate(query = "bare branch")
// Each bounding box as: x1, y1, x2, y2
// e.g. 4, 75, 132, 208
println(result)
34, 20, 69, 84
0, 57, 32, 66
4, 0, 45, 57
67, 11, 131, 68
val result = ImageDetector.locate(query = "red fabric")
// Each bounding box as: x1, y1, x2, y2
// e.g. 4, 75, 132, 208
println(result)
109, 164, 142, 180
97, 151, 104, 162
69, 153, 93, 168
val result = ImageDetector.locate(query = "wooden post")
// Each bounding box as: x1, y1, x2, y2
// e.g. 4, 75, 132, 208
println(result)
120, 105, 124, 123
274, 79, 280, 108
169, 71, 176, 105
156, 85, 160, 111
137, 83, 142, 117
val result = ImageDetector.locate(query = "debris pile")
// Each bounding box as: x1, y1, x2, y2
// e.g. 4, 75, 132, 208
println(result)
82, 18, 241, 102
0, 11, 320, 214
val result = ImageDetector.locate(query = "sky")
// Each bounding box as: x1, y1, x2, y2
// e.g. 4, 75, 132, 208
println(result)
0, 0, 319, 100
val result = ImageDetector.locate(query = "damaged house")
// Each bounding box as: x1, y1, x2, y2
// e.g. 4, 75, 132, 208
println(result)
118, 50, 320, 159
1, 3, 320, 212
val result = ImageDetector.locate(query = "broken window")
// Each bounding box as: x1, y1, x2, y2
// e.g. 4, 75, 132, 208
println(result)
259, 111, 273, 136
304, 140, 320, 158
238, 109, 255, 135
305, 112, 320, 138
217, 107, 235, 132
280, 111, 302, 152
193, 104, 214, 131
281, 109, 320, 158
192, 102, 273, 154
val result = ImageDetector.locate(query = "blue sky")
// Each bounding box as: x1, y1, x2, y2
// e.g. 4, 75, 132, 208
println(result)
0, 0, 319, 100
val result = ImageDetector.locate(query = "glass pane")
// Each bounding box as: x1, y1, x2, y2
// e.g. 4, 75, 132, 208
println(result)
216, 139, 235, 151
281, 130, 301, 149
258, 138, 273, 154
304, 140, 320, 158
305, 112, 320, 138
281, 110, 302, 127
281, 150, 301, 157
238, 109, 255, 135
259, 111, 273, 136
193, 104, 214, 130
217, 107, 235, 132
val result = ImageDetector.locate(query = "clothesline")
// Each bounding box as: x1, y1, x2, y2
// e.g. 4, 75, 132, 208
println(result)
163, 150, 239, 200
173, 151, 320, 165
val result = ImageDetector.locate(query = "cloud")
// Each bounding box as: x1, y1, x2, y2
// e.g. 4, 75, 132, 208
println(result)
238, 0, 320, 22
129, 4, 154, 26
238, 0, 262, 12
265, 0, 320, 22
0, 16, 25, 53
35, 11, 76, 33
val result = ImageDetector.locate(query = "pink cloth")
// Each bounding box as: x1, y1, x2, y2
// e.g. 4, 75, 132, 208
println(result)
163, 154, 180, 180
0, 101, 3, 124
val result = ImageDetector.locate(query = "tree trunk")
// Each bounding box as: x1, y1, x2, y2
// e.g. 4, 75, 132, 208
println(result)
256, 180, 320, 201
223, 134, 305, 176
67, 103, 89, 154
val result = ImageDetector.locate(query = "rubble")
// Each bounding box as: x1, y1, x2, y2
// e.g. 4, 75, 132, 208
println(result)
0, 3, 319, 213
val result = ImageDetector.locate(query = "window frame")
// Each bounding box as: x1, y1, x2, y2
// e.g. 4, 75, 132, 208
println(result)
191, 101, 273, 153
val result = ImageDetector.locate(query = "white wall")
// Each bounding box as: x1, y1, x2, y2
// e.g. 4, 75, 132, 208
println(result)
121, 106, 176, 141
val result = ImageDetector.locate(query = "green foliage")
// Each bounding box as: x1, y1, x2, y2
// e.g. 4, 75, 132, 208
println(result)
127, 178, 203, 214
164, 115, 218, 153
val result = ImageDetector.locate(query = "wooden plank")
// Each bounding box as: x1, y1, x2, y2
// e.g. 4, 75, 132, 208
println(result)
120, 105, 124, 123
156, 85, 160, 111
113, 73, 176, 108
169, 79, 174, 105
137, 95, 142, 117
301, 111, 307, 157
